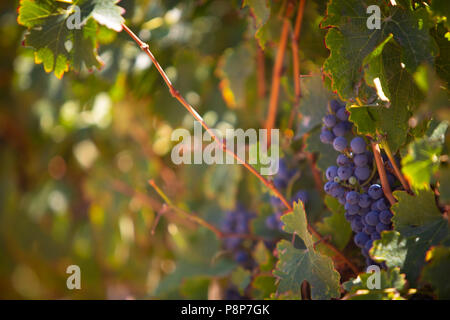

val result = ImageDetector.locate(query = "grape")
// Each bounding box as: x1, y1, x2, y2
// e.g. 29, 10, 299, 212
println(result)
354, 232, 370, 247
375, 198, 388, 211
324, 181, 334, 194
379, 210, 393, 224
330, 184, 345, 198
336, 107, 349, 121
349, 176, 357, 185
330, 100, 344, 113
338, 195, 346, 205
336, 154, 351, 166
351, 217, 364, 232
350, 137, 366, 154
320, 130, 335, 144
270, 196, 283, 210
332, 122, 347, 137
345, 203, 360, 215
265, 214, 279, 230
364, 240, 374, 252
353, 154, 368, 167
323, 114, 337, 128
346, 191, 360, 205
363, 225, 377, 235
333, 136, 347, 152
274, 177, 288, 189
368, 184, 383, 200
224, 238, 242, 250
354, 166, 371, 180
326, 166, 338, 181
292, 190, 308, 205
234, 250, 250, 264
358, 206, 370, 217
344, 211, 354, 221
371, 232, 381, 241
370, 202, 379, 211
333, 176, 341, 183
387, 173, 396, 187
365, 211, 380, 226
337, 166, 353, 180
358, 194, 372, 208
376, 222, 390, 233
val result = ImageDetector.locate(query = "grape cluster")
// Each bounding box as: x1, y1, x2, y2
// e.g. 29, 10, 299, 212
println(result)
265, 159, 308, 232
221, 206, 256, 269
321, 100, 395, 266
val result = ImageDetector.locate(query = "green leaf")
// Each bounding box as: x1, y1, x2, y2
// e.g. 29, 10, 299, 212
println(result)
231, 266, 252, 295
251, 275, 276, 299
343, 267, 406, 300
295, 75, 333, 138
322, 0, 437, 101
204, 164, 242, 210
216, 44, 255, 108
392, 190, 443, 230
305, 126, 340, 173
273, 202, 341, 300
421, 246, 450, 299
437, 167, 450, 204
402, 121, 448, 190
316, 196, 352, 250
17, 0, 125, 78
243, 0, 270, 30
385, 190, 450, 284
180, 277, 210, 299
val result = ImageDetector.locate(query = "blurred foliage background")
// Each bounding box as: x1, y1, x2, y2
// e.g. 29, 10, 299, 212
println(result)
0, 0, 332, 299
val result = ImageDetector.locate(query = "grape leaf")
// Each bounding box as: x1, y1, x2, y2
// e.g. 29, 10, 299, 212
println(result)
231, 266, 251, 295
273, 201, 340, 300
343, 267, 406, 300
382, 190, 450, 284
321, 0, 437, 101
316, 196, 352, 250
402, 121, 448, 190
180, 277, 210, 299
251, 275, 276, 299
391, 190, 443, 230
295, 75, 332, 138
216, 44, 255, 108
305, 126, 340, 173
421, 246, 450, 299
17, 0, 125, 78
243, 0, 270, 31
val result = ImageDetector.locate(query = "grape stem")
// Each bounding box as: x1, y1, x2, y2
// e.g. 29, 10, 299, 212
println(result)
265, 3, 294, 139
287, 0, 306, 130
360, 162, 377, 187
382, 141, 412, 194
121, 23, 358, 275
371, 142, 396, 205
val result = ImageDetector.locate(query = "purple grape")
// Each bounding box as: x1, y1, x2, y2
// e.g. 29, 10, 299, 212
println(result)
354, 232, 370, 247
332, 122, 347, 137
379, 210, 393, 224
320, 130, 335, 144
292, 190, 308, 205
324, 181, 334, 194
265, 214, 279, 230
346, 191, 360, 205
358, 206, 370, 217
358, 194, 372, 208
351, 217, 364, 232
345, 203, 360, 215
350, 137, 367, 154
224, 238, 242, 250
363, 225, 377, 235
330, 100, 344, 113
330, 184, 345, 198
336, 107, 349, 121
337, 166, 353, 181
234, 250, 250, 264
270, 196, 283, 210
375, 198, 388, 211
371, 232, 381, 241
364, 240, 374, 252
353, 154, 368, 167
376, 222, 390, 233
323, 114, 337, 128
338, 195, 346, 205
326, 166, 338, 181
365, 211, 380, 226
355, 166, 371, 181
337, 154, 352, 166
368, 184, 383, 200
333, 136, 347, 152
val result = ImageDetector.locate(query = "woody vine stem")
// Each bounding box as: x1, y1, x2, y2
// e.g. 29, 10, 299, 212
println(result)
120, 23, 358, 274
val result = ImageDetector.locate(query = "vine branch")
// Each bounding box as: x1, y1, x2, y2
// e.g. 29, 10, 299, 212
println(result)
371, 141, 396, 205
121, 23, 357, 275
382, 141, 412, 194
